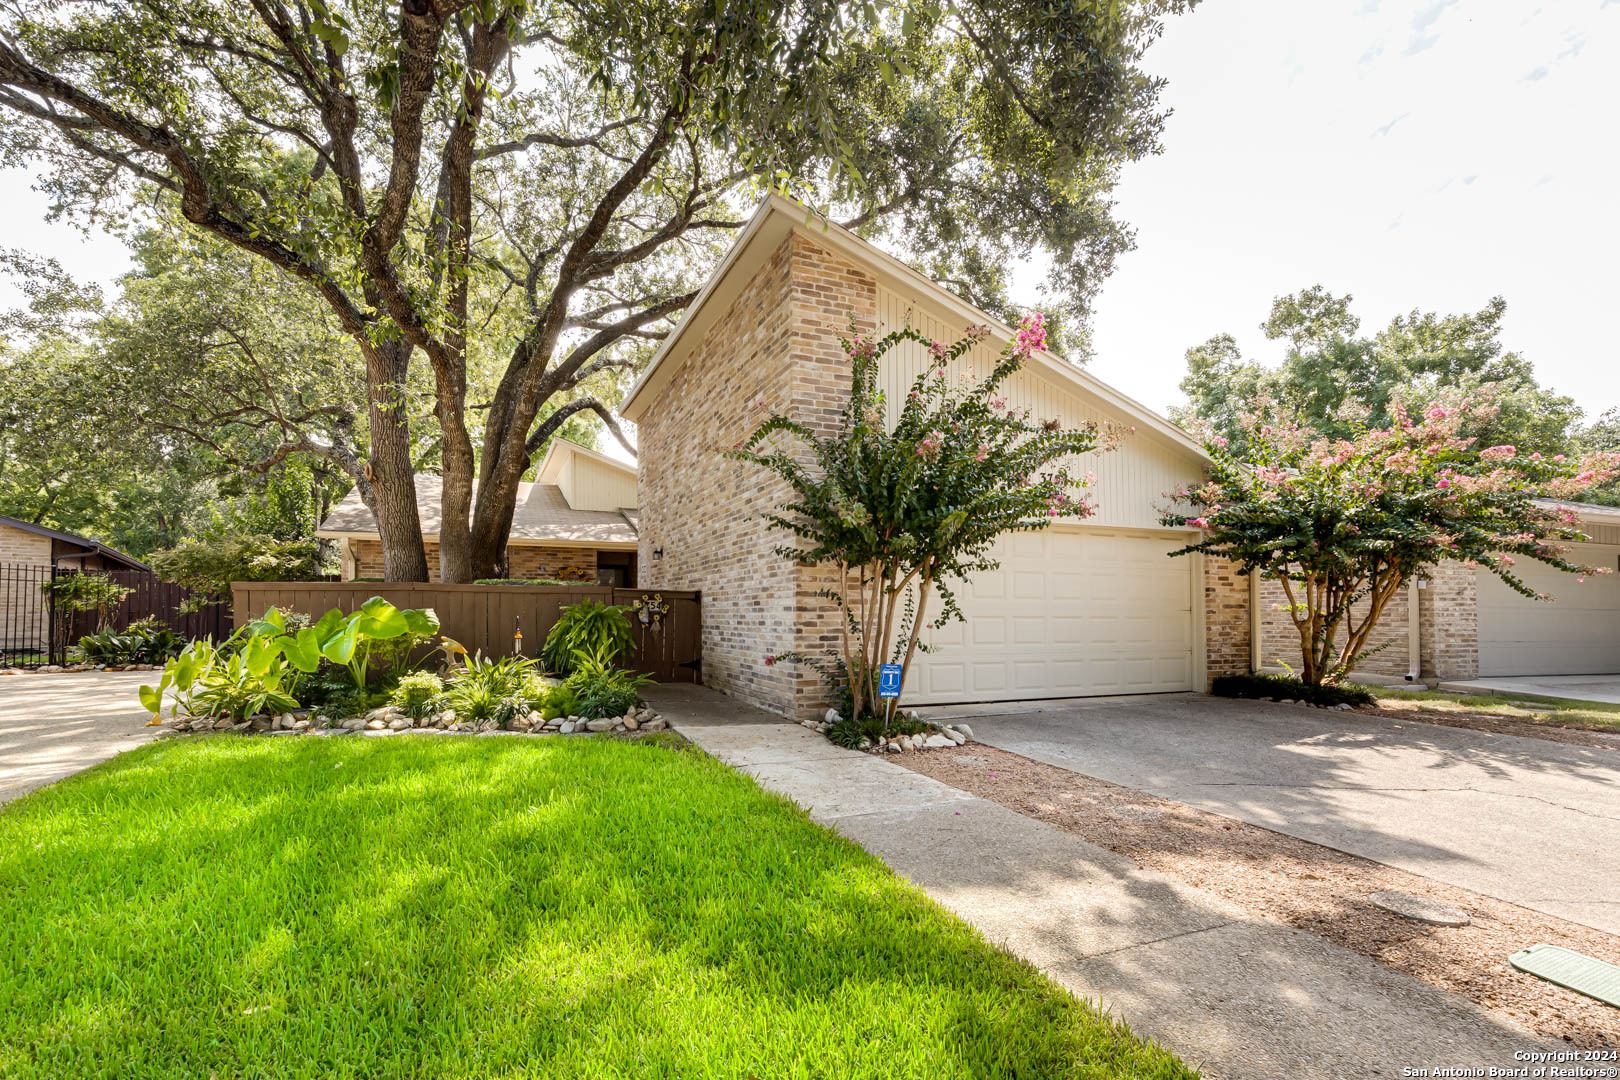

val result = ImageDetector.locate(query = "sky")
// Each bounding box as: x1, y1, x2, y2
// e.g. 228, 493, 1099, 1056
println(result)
3, 0, 1617, 432
1050, 0, 1620, 423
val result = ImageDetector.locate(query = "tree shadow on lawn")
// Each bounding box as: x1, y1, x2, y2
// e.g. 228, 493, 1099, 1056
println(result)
0, 735, 1192, 1080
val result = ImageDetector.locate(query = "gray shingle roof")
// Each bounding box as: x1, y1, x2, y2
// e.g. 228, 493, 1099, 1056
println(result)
318, 475, 637, 546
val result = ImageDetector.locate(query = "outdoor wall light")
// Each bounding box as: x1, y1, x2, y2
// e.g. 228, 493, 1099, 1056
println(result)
652, 546, 664, 560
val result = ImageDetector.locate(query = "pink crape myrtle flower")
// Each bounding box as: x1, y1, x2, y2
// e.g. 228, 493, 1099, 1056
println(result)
1014, 312, 1048, 357
928, 339, 949, 362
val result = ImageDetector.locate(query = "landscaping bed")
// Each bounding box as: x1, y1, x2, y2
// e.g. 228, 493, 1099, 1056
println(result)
897, 743, 1619, 1048
0, 734, 1193, 1079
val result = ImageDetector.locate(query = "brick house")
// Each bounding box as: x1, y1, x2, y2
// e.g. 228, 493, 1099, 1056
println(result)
316, 438, 640, 586
1, 514, 150, 655
618, 194, 1620, 719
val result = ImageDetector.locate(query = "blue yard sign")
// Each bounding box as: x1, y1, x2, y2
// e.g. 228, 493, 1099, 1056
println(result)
878, 663, 904, 699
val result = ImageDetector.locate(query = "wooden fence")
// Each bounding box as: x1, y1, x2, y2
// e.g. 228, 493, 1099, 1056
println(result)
231, 581, 701, 683
1, 564, 229, 668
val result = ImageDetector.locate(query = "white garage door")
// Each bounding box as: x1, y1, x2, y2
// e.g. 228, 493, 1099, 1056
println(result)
1477, 543, 1620, 676
903, 529, 1195, 705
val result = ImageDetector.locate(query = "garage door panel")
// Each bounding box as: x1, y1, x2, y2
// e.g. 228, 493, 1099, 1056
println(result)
903, 528, 1195, 705
1477, 544, 1620, 676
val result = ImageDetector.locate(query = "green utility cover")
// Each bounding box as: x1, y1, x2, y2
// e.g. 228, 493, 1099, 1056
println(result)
1509, 944, 1620, 1007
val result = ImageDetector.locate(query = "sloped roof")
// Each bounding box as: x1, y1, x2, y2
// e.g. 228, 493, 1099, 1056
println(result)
618, 192, 1209, 464
0, 513, 150, 571
316, 475, 638, 547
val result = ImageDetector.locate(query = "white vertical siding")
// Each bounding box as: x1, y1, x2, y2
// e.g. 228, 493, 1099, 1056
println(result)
565, 454, 640, 512
873, 287, 1203, 532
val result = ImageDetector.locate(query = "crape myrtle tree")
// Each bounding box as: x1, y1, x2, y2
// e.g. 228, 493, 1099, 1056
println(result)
0, 0, 1192, 581
730, 314, 1111, 726
1162, 393, 1620, 686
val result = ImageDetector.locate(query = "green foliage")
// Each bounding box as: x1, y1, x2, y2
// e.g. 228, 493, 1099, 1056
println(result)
731, 315, 1104, 723
41, 573, 133, 631
140, 637, 299, 721
0, 0, 1192, 583
1164, 392, 1620, 684
1173, 290, 1582, 457
389, 671, 446, 720
139, 599, 440, 717
148, 535, 321, 608
562, 656, 654, 720
1210, 674, 1374, 708
472, 578, 576, 587
77, 617, 186, 665
825, 712, 929, 750
542, 600, 637, 676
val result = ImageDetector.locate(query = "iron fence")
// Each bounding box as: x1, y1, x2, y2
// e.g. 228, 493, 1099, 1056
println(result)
0, 563, 60, 668
0, 564, 230, 669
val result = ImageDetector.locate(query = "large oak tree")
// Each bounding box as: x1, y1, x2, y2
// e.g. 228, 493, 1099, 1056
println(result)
0, 0, 1191, 580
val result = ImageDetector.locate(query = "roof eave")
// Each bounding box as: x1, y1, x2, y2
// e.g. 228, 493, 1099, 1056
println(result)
617, 193, 1210, 465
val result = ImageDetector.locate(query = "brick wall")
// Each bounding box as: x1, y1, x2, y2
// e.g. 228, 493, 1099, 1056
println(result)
346, 540, 597, 583
1203, 556, 1252, 685
1419, 560, 1478, 680
508, 545, 596, 582
0, 524, 53, 652
636, 233, 806, 716
1257, 574, 1414, 679
0, 522, 51, 566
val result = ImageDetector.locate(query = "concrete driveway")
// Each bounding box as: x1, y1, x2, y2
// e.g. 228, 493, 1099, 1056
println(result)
0, 671, 158, 804
921, 694, 1620, 935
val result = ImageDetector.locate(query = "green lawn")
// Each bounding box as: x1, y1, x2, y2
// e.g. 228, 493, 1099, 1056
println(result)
0, 733, 1192, 1080
1368, 686, 1620, 734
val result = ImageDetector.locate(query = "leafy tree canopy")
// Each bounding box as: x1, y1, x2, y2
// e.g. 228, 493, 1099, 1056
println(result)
0, 0, 1193, 581
1173, 288, 1581, 458
1163, 391, 1620, 685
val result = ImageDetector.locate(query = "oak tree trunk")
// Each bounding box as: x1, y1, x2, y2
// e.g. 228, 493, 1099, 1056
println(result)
364, 340, 429, 581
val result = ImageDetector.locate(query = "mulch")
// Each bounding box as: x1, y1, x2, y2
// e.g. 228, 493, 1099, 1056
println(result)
899, 744, 1620, 1047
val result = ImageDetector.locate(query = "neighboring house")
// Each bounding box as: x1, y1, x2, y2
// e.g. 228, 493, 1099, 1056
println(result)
1255, 501, 1620, 683
0, 513, 149, 572
316, 438, 640, 586
0, 514, 150, 657
621, 194, 1620, 720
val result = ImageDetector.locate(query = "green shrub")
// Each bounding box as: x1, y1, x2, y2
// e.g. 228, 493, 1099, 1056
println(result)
1211, 673, 1374, 708
148, 534, 321, 610
825, 712, 930, 750
539, 684, 579, 720
472, 578, 575, 587
442, 680, 518, 727
390, 671, 445, 719
78, 617, 186, 665
563, 655, 654, 720
542, 600, 636, 676
43, 572, 133, 632
142, 638, 299, 720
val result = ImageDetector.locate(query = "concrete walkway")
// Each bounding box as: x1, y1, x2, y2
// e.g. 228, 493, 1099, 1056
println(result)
647, 684, 1549, 1080
915, 693, 1620, 935
0, 670, 158, 803
1438, 674, 1620, 705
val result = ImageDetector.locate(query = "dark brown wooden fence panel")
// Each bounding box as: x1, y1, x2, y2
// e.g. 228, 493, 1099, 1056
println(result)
64, 570, 229, 644
231, 581, 699, 682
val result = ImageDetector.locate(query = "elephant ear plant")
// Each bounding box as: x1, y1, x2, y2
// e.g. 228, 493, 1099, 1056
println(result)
140, 598, 441, 721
